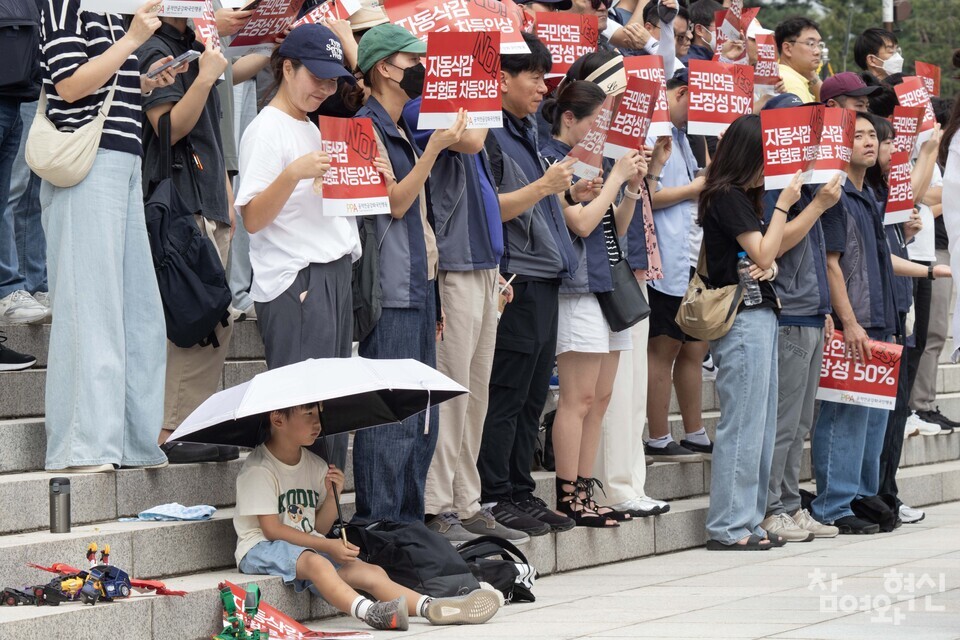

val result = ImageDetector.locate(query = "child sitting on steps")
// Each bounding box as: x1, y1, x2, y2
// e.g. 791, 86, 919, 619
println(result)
234, 403, 501, 630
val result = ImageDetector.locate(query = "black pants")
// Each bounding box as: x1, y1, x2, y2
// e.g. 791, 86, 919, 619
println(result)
879, 313, 910, 501
478, 279, 560, 504
906, 264, 932, 394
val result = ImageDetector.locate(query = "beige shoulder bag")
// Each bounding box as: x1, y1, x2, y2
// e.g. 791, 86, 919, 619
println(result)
674, 244, 744, 342
25, 15, 119, 187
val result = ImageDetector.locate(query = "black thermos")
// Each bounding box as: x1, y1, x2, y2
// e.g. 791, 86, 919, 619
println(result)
49, 477, 71, 533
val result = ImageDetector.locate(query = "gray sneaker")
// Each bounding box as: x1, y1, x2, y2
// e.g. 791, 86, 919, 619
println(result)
426, 512, 483, 543
461, 506, 531, 544
424, 589, 501, 625
364, 597, 409, 631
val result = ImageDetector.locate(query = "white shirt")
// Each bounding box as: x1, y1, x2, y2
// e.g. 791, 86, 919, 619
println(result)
233, 445, 330, 565
236, 106, 362, 303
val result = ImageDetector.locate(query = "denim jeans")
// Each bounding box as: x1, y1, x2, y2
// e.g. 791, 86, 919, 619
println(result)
706, 308, 779, 545
811, 401, 890, 523
0, 98, 25, 299
40, 149, 167, 469
9, 101, 46, 294
352, 290, 439, 523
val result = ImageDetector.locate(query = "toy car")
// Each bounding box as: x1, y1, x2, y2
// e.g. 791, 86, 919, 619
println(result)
80, 565, 132, 605
33, 583, 71, 606
1, 588, 36, 606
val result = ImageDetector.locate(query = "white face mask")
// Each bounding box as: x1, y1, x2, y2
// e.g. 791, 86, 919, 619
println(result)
700, 25, 715, 51
880, 51, 903, 75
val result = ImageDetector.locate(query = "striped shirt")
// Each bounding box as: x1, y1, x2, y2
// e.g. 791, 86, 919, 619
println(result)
40, 0, 142, 156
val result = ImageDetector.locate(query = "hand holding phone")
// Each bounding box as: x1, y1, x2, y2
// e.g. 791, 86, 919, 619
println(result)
146, 49, 200, 79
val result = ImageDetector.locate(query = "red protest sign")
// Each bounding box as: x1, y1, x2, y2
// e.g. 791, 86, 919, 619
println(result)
718, 0, 742, 41
915, 61, 941, 97
884, 151, 915, 225
753, 28, 779, 92
193, 0, 221, 49
535, 13, 598, 78
223, 582, 372, 639
604, 77, 658, 159
501, 0, 534, 32
714, 6, 757, 63
564, 95, 616, 180
895, 77, 936, 145
291, 0, 361, 28
384, 0, 529, 54
317, 116, 390, 217
891, 105, 924, 155
811, 107, 855, 185
623, 55, 671, 138
229, 0, 307, 53
687, 60, 753, 136
760, 104, 823, 190
816, 331, 903, 410
418, 31, 501, 129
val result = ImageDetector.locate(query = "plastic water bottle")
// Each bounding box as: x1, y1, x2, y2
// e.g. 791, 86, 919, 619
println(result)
737, 252, 763, 307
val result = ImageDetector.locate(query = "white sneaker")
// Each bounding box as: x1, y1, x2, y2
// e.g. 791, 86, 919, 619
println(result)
899, 504, 926, 524
760, 513, 815, 542
612, 496, 670, 517
908, 411, 941, 436
0, 290, 48, 324
32, 291, 51, 309
701, 353, 717, 381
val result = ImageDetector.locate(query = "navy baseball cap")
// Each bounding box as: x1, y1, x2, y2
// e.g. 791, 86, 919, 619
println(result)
279, 24, 356, 84
762, 92, 805, 110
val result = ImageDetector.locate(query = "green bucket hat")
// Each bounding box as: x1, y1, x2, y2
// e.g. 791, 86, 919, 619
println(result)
357, 23, 427, 74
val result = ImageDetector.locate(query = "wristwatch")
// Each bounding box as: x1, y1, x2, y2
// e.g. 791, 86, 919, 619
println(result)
563, 188, 578, 207
928, 265, 936, 280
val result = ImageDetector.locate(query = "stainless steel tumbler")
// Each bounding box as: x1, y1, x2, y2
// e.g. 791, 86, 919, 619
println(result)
49, 477, 71, 533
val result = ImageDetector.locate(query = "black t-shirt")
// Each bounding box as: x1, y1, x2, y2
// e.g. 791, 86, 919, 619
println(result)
701, 187, 779, 314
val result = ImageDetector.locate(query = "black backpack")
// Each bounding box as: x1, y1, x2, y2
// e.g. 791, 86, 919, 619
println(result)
0, 0, 40, 101
352, 215, 381, 342
457, 536, 537, 603
144, 113, 231, 348
344, 520, 481, 597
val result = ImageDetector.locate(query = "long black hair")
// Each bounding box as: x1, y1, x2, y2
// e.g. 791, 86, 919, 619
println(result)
864, 112, 895, 195
541, 80, 606, 137
697, 114, 764, 225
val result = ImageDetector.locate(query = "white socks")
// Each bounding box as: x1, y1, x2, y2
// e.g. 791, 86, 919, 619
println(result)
416, 595, 432, 617
351, 596, 373, 620
685, 427, 711, 446
646, 434, 673, 448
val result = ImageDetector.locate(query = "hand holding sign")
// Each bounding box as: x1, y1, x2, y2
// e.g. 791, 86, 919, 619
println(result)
542, 158, 577, 195
291, 151, 333, 182
778, 170, 805, 211
126, 0, 164, 47
215, 7, 255, 36
426, 108, 469, 152
812, 175, 843, 212
198, 38, 229, 84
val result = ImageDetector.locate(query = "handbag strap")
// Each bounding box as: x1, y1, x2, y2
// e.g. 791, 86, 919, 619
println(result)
159, 111, 173, 181
605, 206, 625, 261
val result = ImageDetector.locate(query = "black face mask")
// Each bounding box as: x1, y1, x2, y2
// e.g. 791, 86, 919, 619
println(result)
390, 62, 425, 100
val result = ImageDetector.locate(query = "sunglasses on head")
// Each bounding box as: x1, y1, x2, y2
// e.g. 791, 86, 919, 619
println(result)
590, 0, 609, 10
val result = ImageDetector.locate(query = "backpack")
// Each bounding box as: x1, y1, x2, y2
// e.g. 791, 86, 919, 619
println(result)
344, 520, 481, 597
0, 0, 40, 101
352, 215, 381, 342
144, 113, 231, 348
456, 536, 537, 603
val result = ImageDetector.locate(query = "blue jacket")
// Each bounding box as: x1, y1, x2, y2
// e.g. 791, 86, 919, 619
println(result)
401, 98, 503, 271
486, 111, 577, 281
355, 97, 429, 309
540, 137, 616, 294
763, 188, 831, 326
821, 180, 898, 338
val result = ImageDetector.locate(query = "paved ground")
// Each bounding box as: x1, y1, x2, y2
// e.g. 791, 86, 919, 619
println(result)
309, 501, 960, 640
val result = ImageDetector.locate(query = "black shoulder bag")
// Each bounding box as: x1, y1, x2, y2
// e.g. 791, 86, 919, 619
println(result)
594, 216, 651, 332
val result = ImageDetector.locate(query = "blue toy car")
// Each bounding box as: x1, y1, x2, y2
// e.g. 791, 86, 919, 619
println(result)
80, 565, 132, 605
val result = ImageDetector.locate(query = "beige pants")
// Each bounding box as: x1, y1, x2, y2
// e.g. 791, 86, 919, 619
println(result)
162, 215, 234, 431
594, 282, 651, 505
424, 268, 499, 518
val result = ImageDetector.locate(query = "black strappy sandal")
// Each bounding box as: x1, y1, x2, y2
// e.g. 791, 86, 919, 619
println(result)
555, 477, 618, 528
578, 477, 633, 522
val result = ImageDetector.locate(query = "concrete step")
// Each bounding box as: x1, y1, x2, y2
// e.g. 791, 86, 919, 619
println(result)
3, 458, 959, 640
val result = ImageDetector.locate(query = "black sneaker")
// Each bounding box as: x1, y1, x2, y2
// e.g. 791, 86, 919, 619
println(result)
917, 408, 959, 434
832, 515, 880, 535
490, 501, 551, 536
0, 333, 36, 371
515, 496, 576, 532
679, 438, 713, 460
161, 441, 222, 464
645, 440, 702, 463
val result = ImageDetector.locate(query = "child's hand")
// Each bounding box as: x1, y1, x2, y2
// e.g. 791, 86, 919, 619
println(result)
325, 465, 345, 494
328, 539, 360, 564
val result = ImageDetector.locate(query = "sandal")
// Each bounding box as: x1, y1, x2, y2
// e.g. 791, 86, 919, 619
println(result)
705, 534, 772, 551
555, 478, 618, 528
763, 532, 787, 547
578, 477, 632, 522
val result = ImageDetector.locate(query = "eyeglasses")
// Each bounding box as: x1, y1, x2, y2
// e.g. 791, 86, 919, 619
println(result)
788, 39, 825, 52
590, 0, 610, 10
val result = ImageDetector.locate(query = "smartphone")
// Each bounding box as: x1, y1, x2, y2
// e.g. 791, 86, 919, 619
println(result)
146, 49, 201, 79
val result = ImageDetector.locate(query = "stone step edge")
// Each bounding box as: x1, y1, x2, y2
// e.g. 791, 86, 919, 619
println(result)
2, 457, 959, 638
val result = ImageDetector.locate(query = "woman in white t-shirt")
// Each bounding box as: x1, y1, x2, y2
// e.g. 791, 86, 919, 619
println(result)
235, 24, 363, 469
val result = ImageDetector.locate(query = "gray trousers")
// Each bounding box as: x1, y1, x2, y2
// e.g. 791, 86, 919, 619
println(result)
910, 248, 951, 412
767, 325, 824, 516
255, 256, 354, 468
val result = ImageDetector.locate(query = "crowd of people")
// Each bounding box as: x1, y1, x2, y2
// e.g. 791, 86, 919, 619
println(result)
2, 0, 960, 613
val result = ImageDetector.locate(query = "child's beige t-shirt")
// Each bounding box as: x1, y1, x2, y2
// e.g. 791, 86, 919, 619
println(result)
233, 444, 329, 565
